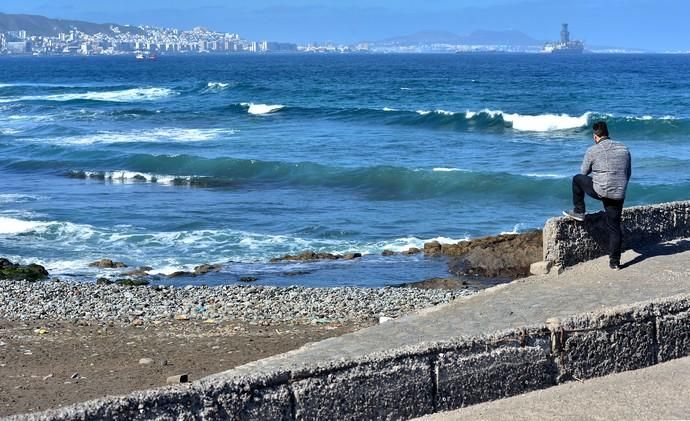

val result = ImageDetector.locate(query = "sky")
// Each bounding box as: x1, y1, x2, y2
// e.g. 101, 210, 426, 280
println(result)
2, 0, 690, 50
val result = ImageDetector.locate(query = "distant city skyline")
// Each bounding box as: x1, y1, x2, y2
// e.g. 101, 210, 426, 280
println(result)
1, 0, 690, 51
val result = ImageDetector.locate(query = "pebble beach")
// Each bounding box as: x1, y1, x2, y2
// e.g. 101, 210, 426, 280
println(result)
1, 279, 473, 325
0, 279, 474, 416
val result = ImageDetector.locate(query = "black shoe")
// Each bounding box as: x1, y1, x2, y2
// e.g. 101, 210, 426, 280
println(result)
562, 210, 585, 222
609, 262, 620, 270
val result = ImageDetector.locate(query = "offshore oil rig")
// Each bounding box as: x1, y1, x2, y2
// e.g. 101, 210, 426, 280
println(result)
543, 23, 584, 54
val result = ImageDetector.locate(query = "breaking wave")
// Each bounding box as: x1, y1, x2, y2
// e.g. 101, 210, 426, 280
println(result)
40, 128, 235, 145
52, 154, 690, 202
240, 102, 285, 115
0, 216, 95, 237
66, 170, 235, 188
206, 82, 231, 90
0, 214, 471, 272
0, 87, 175, 103
56, 155, 570, 200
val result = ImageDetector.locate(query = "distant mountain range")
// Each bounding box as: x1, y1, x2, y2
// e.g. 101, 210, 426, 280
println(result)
377, 30, 543, 46
0, 12, 143, 36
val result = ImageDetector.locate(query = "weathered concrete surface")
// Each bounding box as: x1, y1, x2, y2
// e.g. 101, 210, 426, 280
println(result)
656, 309, 690, 362
12, 374, 293, 421
417, 355, 690, 421
544, 200, 690, 268
435, 347, 556, 411
12, 239, 690, 420
554, 304, 657, 381
292, 356, 433, 420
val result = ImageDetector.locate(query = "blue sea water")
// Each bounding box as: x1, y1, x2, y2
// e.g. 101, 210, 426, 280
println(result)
1, 54, 689, 287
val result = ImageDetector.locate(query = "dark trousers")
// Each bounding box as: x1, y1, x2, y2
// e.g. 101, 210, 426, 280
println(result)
572, 174, 624, 264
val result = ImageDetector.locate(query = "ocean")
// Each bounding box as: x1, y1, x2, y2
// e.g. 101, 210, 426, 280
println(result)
1, 53, 689, 287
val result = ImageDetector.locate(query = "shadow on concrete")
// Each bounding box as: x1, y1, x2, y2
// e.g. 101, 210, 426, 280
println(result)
622, 240, 690, 269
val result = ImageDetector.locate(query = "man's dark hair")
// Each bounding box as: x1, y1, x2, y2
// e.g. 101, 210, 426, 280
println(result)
593, 121, 609, 138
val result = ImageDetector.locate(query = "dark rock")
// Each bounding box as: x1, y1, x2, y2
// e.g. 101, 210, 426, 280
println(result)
0, 259, 49, 282
381, 250, 397, 256
423, 241, 442, 255
193, 264, 222, 275
167, 271, 193, 278
115, 278, 149, 286
122, 266, 153, 277
96, 278, 114, 285
444, 230, 543, 279
0, 258, 16, 269
165, 264, 222, 278
239, 276, 258, 283
342, 253, 362, 260
402, 247, 421, 256
270, 251, 344, 263
310, 252, 340, 260
88, 259, 128, 269
396, 278, 469, 290
283, 270, 312, 276
132, 174, 147, 181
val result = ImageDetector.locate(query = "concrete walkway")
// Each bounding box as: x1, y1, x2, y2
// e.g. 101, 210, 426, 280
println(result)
418, 355, 690, 420
224, 239, 690, 378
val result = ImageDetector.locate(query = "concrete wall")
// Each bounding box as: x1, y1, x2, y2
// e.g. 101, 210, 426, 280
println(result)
543, 200, 690, 269
15, 294, 690, 421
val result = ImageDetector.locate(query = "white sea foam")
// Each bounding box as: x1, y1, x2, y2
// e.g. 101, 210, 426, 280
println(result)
56, 128, 234, 145
371, 236, 469, 253
619, 114, 678, 121
432, 167, 467, 172
0, 217, 44, 234
7, 114, 56, 122
0, 217, 95, 239
148, 264, 198, 276
0, 210, 44, 220
500, 224, 527, 235
382, 107, 397, 112
507, 112, 591, 132
207, 82, 230, 90
78, 170, 186, 185
241, 103, 285, 115
525, 173, 566, 179
0, 127, 20, 135
0, 217, 483, 276
416, 109, 455, 116
400, 87, 412, 90
0, 87, 175, 103
0, 194, 42, 204
472, 109, 591, 132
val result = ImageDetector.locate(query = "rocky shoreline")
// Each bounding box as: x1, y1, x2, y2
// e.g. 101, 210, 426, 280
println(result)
0, 279, 471, 325
0, 232, 542, 326
0, 230, 543, 286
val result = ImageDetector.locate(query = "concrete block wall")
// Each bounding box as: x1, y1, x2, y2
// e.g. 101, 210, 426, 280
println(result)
291, 356, 434, 420
15, 294, 690, 421
435, 346, 556, 411
543, 200, 690, 269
